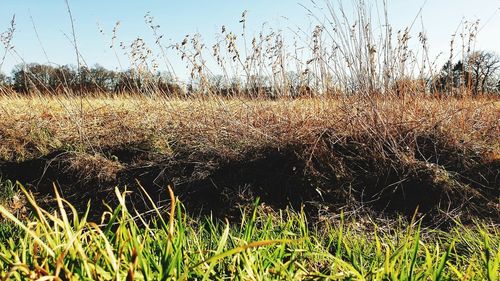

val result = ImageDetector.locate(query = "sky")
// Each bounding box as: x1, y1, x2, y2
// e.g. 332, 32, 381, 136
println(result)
1, 0, 499, 78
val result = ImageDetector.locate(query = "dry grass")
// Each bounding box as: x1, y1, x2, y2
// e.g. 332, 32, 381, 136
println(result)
0, 1, 498, 278
0, 93, 498, 222
0, 94, 497, 162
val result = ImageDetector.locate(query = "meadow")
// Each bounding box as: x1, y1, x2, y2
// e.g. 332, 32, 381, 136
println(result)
0, 0, 499, 279
0, 93, 497, 279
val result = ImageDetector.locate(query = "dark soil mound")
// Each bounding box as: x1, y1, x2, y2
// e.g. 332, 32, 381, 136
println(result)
1, 132, 498, 225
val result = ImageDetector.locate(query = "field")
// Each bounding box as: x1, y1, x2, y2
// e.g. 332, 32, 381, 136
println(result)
1, 0, 500, 279
0, 93, 498, 279
0, 95, 498, 218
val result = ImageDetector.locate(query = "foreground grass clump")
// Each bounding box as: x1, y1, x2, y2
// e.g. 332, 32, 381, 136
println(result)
0, 184, 498, 280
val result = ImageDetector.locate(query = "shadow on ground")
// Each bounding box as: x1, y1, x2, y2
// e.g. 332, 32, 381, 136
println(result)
1, 133, 498, 225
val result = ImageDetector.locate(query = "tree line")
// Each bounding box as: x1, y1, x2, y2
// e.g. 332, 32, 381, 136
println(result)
431, 51, 500, 96
0, 50, 499, 96
0, 64, 183, 95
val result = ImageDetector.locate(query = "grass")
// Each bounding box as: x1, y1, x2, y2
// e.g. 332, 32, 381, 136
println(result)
0, 183, 498, 280
0, 61, 498, 281
0, 94, 497, 162
0, 93, 498, 221
0, 0, 499, 279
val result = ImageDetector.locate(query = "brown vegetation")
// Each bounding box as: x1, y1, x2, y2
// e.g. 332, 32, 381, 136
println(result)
0, 0, 499, 225
0, 94, 498, 223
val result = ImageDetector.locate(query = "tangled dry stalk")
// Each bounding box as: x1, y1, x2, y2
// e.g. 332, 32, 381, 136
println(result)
0, 93, 498, 223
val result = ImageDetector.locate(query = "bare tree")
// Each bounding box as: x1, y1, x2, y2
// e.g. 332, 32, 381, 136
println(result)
466, 51, 500, 95
0, 72, 10, 94
0, 72, 8, 85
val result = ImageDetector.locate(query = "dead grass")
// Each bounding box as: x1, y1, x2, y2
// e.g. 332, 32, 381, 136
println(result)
0, 94, 497, 162
0, 93, 498, 222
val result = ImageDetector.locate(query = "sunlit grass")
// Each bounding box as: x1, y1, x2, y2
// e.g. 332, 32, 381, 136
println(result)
0, 183, 497, 280
0, 94, 497, 162
0, 0, 498, 279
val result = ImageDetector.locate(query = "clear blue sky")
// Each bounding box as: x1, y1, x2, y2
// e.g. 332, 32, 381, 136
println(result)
1, 0, 499, 78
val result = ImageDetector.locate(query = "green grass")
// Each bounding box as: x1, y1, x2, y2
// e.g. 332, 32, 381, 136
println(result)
0, 179, 16, 203
0, 183, 498, 280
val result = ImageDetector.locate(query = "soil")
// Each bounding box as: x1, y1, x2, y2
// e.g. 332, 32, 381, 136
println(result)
0, 133, 498, 225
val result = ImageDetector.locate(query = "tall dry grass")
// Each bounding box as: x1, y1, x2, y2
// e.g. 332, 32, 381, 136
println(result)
1, 0, 497, 98
0, 93, 497, 162
0, 2, 498, 279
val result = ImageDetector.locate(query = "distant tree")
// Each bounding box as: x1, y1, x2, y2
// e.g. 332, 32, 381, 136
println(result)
52, 65, 77, 92
77, 66, 94, 92
207, 74, 226, 95
0, 72, 9, 86
431, 60, 452, 94
466, 51, 500, 95
89, 65, 117, 92
11, 64, 43, 93
76, 65, 118, 93
27, 64, 53, 92
215, 76, 243, 97
246, 74, 272, 98
434, 60, 472, 94
11, 63, 80, 94
154, 71, 183, 96
451, 60, 471, 89
286, 71, 314, 98
114, 69, 142, 93
432, 51, 500, 96
0, 72, 11, 93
